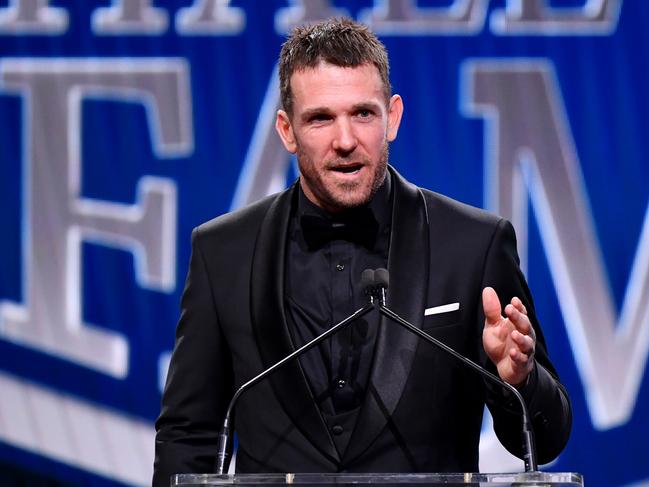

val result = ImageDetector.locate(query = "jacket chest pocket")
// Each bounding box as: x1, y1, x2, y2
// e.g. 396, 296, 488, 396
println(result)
423, 303, 461, 329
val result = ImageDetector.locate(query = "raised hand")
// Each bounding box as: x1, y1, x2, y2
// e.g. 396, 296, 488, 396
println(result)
482, 287, 536, 386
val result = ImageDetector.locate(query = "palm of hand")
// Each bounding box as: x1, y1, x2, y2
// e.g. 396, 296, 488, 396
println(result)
483, 317, 522, 384
482, 287, 535, 386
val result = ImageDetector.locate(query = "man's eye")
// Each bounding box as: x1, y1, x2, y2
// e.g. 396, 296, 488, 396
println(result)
309, 114, 331, 123
357, 110, 373, 118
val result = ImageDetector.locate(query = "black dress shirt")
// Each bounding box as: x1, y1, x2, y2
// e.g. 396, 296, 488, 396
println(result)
285, 174, 392, 454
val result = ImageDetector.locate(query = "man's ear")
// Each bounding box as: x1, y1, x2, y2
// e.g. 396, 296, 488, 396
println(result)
386, 94, 404, 142
275, 109, 297, 153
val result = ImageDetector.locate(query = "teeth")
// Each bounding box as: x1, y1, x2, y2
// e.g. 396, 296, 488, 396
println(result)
335, 166, 361, 173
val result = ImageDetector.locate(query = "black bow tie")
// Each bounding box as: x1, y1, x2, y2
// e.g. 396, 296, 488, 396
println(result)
300, 209, 379, 250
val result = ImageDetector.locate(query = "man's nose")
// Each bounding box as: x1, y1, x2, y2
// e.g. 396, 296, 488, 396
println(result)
332, 118, 358, 154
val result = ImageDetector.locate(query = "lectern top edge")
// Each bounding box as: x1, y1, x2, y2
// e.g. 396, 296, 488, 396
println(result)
172, 471, 584, 486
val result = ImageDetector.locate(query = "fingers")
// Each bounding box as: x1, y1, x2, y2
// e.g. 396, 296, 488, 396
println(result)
482, 287, 502, 326
482, 291, 536, 384
482, 289, 536, 370
504, 300, 535, 340
511, 296, 527, 315
511, 329, 535, 356
507, 303, 536, 365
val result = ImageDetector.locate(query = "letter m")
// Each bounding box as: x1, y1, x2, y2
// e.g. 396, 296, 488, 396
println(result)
462, 59, 649, 430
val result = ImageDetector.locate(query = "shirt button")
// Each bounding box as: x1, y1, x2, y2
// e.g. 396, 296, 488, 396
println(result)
337, 379, 346, 389
332, 425, 344, 436
336, 263, 345, 271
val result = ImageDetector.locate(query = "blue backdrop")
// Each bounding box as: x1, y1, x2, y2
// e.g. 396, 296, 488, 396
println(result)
0, 1, 647, 486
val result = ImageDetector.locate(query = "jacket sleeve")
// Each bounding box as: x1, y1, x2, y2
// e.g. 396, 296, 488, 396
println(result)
480, 218, 572, 465
153, 226, 234, 486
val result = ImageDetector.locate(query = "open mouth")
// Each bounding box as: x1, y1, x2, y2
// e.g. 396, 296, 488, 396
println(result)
331, 163, 363, 174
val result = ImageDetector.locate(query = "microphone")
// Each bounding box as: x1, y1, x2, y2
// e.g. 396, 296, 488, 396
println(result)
361, 268, 375, 295
361, 268, 388, 306
366, 268, 538, 473
214, 297, 376, 474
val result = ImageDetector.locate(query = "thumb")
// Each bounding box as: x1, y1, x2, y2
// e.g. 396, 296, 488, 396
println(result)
482, 287, 502, 325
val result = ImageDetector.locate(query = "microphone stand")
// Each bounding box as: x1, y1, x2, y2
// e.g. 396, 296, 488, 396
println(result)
369, 279, 538, 473
215, 303, 375, 474
215, 269, 538, 474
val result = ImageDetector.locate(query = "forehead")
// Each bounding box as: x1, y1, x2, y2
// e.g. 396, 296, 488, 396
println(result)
289, 62, 386, 113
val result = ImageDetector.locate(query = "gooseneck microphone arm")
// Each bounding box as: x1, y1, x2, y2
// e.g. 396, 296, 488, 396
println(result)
377, 305, 538, 471
366, 268, 538, 473
215, 269, 537, 474
215, 296, 377, 474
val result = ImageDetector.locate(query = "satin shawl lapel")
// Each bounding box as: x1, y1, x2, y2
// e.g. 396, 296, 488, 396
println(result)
343, 168, 430, 464
250, 184, 339, 464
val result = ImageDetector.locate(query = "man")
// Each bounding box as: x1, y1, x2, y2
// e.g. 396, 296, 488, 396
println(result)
154, 17, 571, 485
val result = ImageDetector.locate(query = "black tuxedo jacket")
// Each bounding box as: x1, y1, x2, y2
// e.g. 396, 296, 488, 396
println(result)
154, 168, 571, 485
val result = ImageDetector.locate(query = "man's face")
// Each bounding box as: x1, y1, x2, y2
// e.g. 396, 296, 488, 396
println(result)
275, 62, 403, 213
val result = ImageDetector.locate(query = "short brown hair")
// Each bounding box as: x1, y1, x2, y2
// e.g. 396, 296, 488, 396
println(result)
278, 17, 391, 115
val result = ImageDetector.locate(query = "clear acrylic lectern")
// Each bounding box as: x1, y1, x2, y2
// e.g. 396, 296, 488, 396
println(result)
172, 472, 584, 486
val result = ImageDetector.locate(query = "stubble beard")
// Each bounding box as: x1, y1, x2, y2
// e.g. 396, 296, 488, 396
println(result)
297, 141, 389, 213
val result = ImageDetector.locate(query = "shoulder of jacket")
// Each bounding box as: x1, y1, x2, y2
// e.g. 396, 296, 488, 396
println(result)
418, 186, 504, 228
193, 190, 286, 242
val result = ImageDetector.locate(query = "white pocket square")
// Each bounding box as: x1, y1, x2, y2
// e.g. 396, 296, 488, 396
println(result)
424, 302, 460, 316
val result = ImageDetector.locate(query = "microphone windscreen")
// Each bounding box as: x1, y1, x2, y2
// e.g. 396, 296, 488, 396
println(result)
375, 268, 389, 289
361, 268, 375, 291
